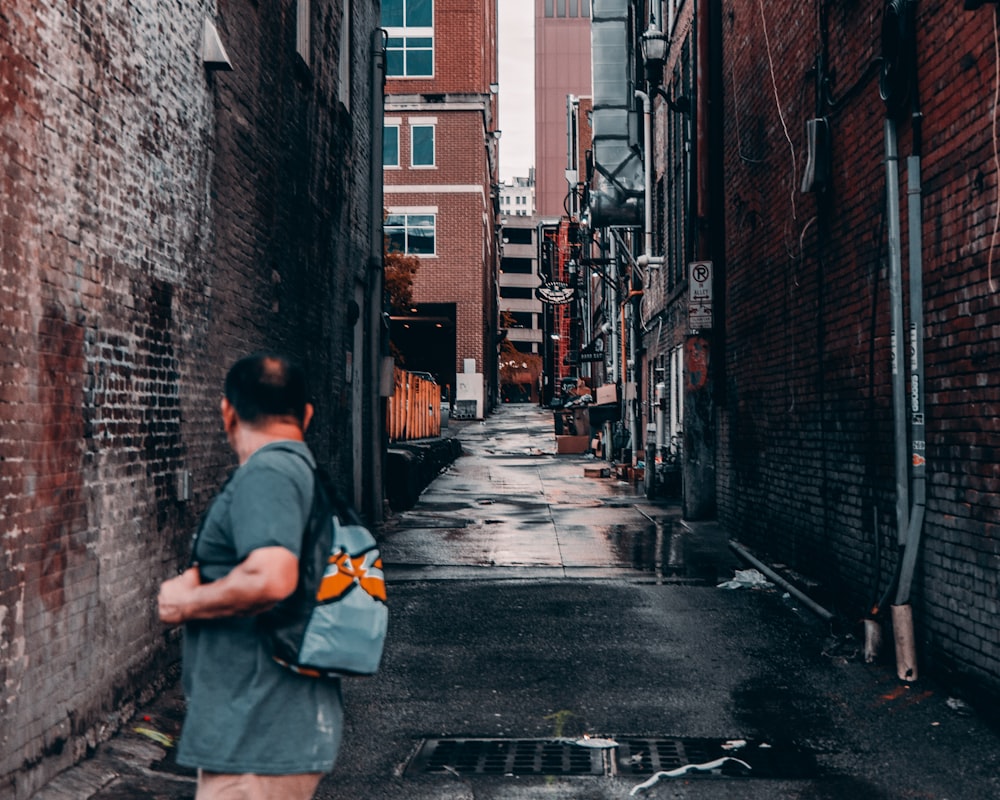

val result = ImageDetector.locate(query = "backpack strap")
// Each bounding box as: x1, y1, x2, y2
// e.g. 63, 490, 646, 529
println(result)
263, 442, 365, 527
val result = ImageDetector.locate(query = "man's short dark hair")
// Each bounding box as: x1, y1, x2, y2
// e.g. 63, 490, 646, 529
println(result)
224, 352, 309, 426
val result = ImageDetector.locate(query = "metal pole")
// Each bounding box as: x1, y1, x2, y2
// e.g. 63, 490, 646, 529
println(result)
896, 145, 926, 606
884, 117, 910, 547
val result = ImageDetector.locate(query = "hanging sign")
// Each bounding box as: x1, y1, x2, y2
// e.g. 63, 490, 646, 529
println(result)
688, 260, 713, 330
535, 281, 576, 305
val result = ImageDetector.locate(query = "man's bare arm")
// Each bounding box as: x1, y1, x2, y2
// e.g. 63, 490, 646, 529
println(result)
158, 547, 299, 624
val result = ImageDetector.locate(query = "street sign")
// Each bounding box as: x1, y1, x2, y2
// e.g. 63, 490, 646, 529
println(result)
688, 261, 713, 329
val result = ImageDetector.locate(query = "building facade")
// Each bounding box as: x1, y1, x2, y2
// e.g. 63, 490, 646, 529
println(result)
500, 172, 536, 217
631, 0, 1000, 702
383, 0, 501, 414
534, 0, 593, 217
0, 1, 384, 795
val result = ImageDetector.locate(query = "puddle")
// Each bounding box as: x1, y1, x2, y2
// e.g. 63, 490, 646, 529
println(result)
609, 519, 742, 583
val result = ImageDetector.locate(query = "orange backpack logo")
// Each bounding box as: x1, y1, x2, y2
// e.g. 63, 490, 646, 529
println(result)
318, 549, 387, 603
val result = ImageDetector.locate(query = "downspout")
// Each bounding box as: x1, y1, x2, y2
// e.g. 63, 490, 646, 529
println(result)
883, 119, 910, 563
893, 37, 926, 683
880, 0, 923, 681
368, 28, 388, 523
636, 90, 654, 259
884, 116, 916, 680
636, 88, 665, 272
896, 109, 926, 611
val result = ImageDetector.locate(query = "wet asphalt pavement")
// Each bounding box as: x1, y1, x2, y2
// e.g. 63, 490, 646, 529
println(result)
32, 403, 1000, 799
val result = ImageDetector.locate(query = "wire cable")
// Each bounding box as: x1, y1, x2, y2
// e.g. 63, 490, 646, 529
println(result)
758, 0, 798, 221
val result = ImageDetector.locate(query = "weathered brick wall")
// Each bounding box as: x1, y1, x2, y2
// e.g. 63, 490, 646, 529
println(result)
715, 0, 1000, 695
0, 0, 379, 795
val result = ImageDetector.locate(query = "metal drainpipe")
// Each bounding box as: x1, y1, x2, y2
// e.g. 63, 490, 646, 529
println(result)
892, 112, 926, 682
636, 90, 654, 259
885, 114, 920, 682
884, 117, 910, 552
368, 28, 387, 523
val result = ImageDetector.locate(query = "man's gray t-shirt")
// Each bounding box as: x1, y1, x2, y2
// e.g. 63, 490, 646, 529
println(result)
176, 441, 344, 774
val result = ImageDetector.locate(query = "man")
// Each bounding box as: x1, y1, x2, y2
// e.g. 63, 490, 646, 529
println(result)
158, 352, 342, 800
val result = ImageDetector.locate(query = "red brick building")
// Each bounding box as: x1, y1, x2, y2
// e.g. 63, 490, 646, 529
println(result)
383, 0, 501, 414
534, 0, 593, 217
634, 0, 1000, 700
1, 1, 384, 794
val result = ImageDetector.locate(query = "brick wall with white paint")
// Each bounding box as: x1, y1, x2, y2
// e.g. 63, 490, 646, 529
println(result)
0, 0, 381, 794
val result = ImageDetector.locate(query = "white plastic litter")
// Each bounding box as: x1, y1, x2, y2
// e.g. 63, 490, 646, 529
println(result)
717, 568, 774, 590
574, 736, 619, 749
629, 757, 753, 795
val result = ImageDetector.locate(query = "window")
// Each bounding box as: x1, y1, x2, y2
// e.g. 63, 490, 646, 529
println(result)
500, 286, 534, 300
501, 257, 533, 274
386, 213, 436, 255
383, 0, 433, 77
505, 228, 533, 245
545, 0, 554, 17
411, 123, 435, 166
557, 0, 566, 17
383, 125, 400, 167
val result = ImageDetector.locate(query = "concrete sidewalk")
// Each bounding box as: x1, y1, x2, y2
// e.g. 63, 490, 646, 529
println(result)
31, 403, 1000, 799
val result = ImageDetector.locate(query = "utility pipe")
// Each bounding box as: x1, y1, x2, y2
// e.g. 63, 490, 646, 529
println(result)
636, 90, 654, 260
609, 234, 619, 384
895, 114, 926, 608
366, 28, 388, 522
883, 117, 910, 548
634, 91, 664, 272
729, 540, 835, 623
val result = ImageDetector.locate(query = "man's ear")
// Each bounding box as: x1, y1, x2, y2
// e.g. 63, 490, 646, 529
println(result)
221, 397, 238, 433
302, 403, 315, 432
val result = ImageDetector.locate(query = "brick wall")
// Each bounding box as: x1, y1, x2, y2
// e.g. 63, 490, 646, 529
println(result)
712, 0, 1000, 695
0, 0, 380, 794
384, 0, 500, 404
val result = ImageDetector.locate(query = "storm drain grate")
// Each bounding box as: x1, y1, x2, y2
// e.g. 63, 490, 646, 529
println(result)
406, 737, 817, 779
408, 738, 605, 776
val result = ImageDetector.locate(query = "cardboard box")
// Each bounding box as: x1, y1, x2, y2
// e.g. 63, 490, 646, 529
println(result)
595, 383, 618, 405
555, 435, 591, 454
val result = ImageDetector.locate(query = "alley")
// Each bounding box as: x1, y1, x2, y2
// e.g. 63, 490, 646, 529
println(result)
35, 404, 1000, 800
327, 404, 1000, 799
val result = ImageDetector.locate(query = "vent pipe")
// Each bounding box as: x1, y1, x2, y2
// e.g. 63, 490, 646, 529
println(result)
587, 0, 643, 227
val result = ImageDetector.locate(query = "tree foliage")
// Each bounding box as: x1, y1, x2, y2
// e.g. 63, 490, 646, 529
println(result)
384, 250, 420, 313
499, 310, 542, 387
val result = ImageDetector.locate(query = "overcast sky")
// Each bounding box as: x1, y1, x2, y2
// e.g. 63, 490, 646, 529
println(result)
498, 1, 535, 182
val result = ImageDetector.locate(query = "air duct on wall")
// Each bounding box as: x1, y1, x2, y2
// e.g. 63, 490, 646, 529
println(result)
587, 0, 643, 227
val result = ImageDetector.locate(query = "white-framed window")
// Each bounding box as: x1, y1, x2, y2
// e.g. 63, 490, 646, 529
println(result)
410, 122, 435, 167
383, 0, 433, 77
383, 123, 401, 167
386, 211, 436, 255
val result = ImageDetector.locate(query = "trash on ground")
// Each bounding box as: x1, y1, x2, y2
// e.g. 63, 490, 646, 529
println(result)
574, 736, 618, 749
629, 757, 752, 795
946, 697, 972, 715
717, 568, 774, 590
133, 727, 174, 748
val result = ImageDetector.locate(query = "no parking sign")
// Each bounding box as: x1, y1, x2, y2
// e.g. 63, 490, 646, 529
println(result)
688, 260, 713, 330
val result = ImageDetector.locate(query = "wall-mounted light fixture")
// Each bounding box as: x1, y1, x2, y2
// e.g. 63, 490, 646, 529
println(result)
639, 16, 690, 115
640, 18, 667, 87
489, 82, 499, 94
488, 130, 502, 140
